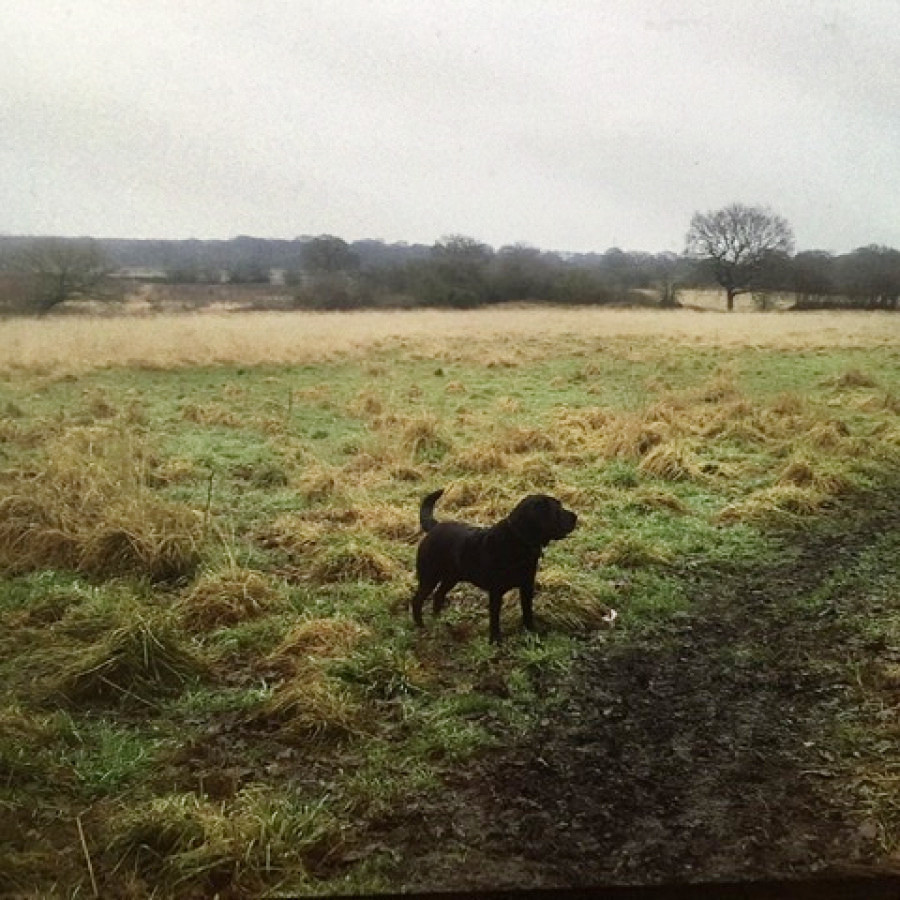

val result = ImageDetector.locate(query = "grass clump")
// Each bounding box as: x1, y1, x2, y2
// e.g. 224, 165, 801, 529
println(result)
451, 443, 511, 474
625, 487, 689, 514
500, 425, 557, 454
828, 368, 879, 390
594, 534, 674, 568
400, 413, 452, 461
0, 706, 61, 782
804, 420, 851, 450
181, 400, 243, 427
107, 788, 343, 893
332, 643, 428, 700
267, 617, 372, 674
181, 566, 287, 631
252, 673, 365, 745
718, 484, 828, 526
306, 536, 402, 584
777, 455, 854, 495
51, 616, 209, 707
0, 426, 202, 582
637, 440, 705, 481
603, 415, 669, 459
536, 567, 619, 633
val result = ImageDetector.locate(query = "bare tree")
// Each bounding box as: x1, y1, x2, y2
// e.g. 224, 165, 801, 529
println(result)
685, 203, 794, 311
15, 238, 112, 313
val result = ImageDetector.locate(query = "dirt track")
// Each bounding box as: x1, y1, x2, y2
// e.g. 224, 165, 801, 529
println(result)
386, 489, 900, 891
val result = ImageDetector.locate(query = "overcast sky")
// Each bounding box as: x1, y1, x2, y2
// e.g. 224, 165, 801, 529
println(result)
3, 1, 899, 254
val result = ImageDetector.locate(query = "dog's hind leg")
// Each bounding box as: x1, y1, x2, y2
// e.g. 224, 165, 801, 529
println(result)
431, 580, 457, 618
411, 578, 438, 628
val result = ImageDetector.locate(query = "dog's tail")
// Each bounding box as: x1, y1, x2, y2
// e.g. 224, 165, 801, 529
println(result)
419, 488, 445, 533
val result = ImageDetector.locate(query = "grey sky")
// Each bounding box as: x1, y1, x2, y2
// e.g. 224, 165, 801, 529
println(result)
3, 1, 899, 253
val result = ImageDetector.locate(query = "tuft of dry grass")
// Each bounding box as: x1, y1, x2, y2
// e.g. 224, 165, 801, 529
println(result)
554, 406, 612, 434
51, 616, 209, 706
181, 401, 243, 428
637, 440, 705, 481
351, 503, 418, 542
253, 673, 364, 745
803, 420, 851, 450
626, 487, 689, 514
306, 538, 401, 584
828, 368, 879, 390
450, 443, 511, 474
180, 567, 287, 631
297, 464, 340, 502
693, 370, 743, 404
0, 427, 202, 581
717, 484, 828, 526
148, 456, 201, 486
593, 534, 674, 568
260, 512, 402, 583
400, 413, 452, 460
267, 617, 371, 675
536, 567, 617, 633
602, 415, 670, 459
349, 389, 384, 419
777, 455, 853, 496
255, 514, 325, 555
499, 425, 557, 454
106, 787, 342, 891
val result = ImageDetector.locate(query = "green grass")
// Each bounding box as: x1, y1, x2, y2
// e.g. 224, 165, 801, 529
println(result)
1, 328, 899, 895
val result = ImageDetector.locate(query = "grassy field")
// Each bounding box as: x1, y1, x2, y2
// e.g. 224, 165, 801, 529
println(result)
1, 307, 899, 895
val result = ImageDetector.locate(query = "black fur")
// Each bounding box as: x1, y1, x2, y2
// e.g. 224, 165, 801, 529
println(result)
411, 488, 577, 643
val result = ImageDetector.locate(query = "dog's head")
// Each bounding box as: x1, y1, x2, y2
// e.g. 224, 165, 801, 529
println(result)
507, 494, 578, 547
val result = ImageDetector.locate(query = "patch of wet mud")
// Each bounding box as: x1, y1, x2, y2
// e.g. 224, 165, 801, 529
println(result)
391, 489, 900, 891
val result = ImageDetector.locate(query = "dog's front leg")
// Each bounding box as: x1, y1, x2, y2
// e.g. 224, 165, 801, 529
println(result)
520, 581, 536, 633
488, 590, 504, 644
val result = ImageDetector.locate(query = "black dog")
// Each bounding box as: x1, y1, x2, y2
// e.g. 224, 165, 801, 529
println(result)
411, 488, 577, 643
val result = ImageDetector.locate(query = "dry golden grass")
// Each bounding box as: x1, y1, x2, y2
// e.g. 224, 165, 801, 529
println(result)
0, 426, 202, 581
603, 415, 670, 459
626, 487, 689, 514
399, 413, 452, 460
535, 566, 617, 633
717, 484, 829, 526
267, 618, 371, 675
180, 567, 287, 631
593, 534, 674, 568
777, 455, 854, 495
1, 308, 897, 375
450, 443, 512, 475
51, 616, 209, 706
256, 513, 402, 583
306, 539, 401, 584
253, 673, 364, 745
637, 440, 705, 481
106, 786, 341, 889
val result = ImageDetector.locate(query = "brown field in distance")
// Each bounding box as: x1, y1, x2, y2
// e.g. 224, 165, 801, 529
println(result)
1, 306, 898, 375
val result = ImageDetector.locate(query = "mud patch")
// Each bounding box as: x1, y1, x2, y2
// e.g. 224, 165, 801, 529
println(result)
386, 488, 900, 891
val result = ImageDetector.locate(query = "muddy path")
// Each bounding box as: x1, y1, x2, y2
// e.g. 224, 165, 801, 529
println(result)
385, 487, 900, 891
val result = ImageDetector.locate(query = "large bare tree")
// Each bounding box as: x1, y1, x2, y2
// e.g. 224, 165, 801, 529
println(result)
16, 238, 112, 313
685, 203, 794, 311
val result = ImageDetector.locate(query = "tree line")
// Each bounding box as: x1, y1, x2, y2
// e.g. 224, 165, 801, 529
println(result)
1, 204, 898, 313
